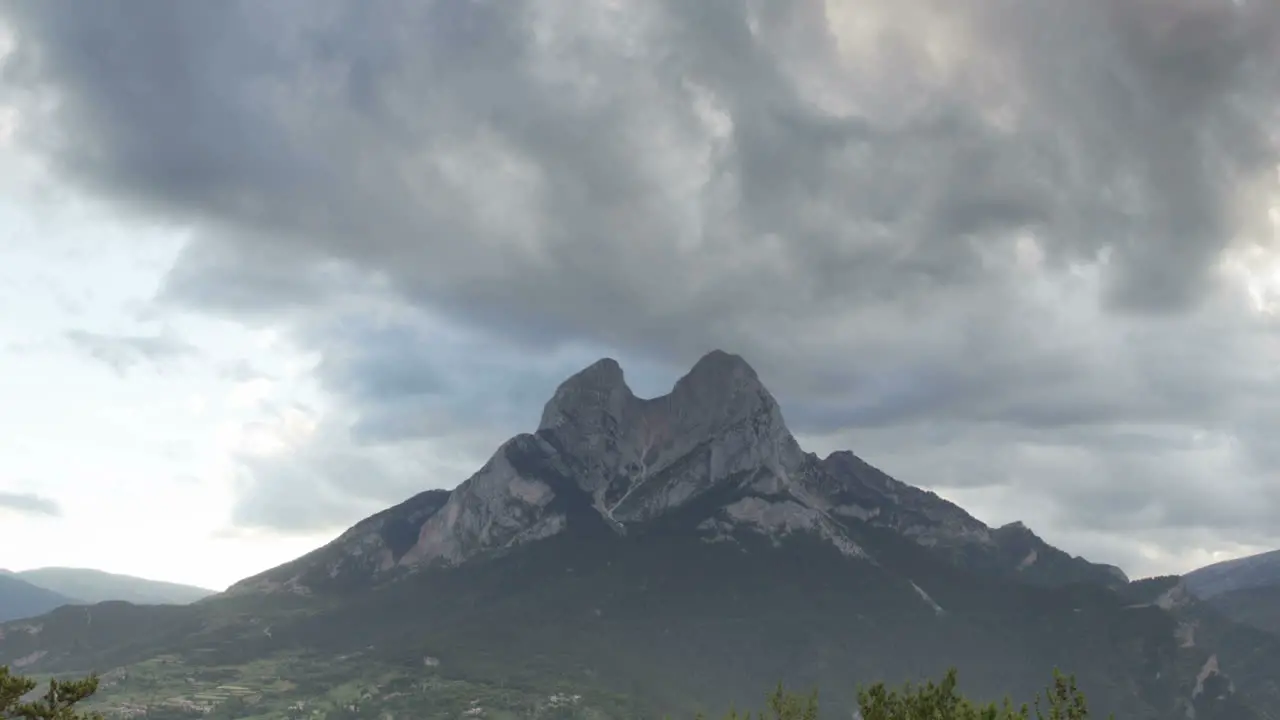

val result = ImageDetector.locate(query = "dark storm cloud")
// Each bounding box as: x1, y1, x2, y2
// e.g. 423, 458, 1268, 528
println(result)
4, 0, 1275, 333
2, 0, 1279, 566
64, 328, 197, 375
292, 304, 682, 443
314, 324, 449, 404
0, 490, 61, 517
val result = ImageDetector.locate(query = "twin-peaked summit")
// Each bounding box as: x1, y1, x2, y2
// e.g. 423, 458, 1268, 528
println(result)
231, 350, 805, 593
536, 350, 804, 526
230, 350, 1123, 595
538, 350, 780, 441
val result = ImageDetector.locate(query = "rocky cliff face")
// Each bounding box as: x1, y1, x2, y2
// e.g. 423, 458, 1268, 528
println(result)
232, 350, 1123, 594
229, 488, 453, 595
536, 351, 805, 525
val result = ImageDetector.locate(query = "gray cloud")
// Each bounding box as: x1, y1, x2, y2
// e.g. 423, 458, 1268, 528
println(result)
225, 311, 680, 533
64, 328, 196, 375
226, 410, 497, 535
230, 450, 400, 535
293, 306, 678, 441
0, 490, 62, 517
5, 0, 1275, 328
2, 0, 1279, 573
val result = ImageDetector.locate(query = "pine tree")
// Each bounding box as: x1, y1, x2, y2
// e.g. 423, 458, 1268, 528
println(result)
0, 666, 103, 720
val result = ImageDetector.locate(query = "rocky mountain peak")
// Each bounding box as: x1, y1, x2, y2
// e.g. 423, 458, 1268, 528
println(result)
532, 351, 801, 524
679, 349, 759, 384
537, 351, 789, 458
537, 350, 776, 436
668, 350, 780, 430
233, 350, 1137, 599
537, 357, 634, 433
997, 521, 1032, 535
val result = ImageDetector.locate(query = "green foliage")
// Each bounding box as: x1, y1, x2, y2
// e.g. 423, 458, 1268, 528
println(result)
0, 666, 102, 720
728, 668, 1111, 720
856, 668, 1021, 720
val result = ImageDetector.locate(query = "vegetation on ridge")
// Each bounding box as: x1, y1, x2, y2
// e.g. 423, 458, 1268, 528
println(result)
724, 669, 1107, 720
2, 662, 1108, 720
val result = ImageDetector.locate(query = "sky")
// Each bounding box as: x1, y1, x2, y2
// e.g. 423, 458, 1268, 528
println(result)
0, 0, 1277, 591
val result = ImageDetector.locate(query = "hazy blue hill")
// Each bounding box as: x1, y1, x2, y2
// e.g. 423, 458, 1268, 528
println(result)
16, 567, 216, 605
0, 572, 78, 622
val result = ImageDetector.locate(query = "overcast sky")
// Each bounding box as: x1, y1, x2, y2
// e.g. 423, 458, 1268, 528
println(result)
0, 0, 1277, 591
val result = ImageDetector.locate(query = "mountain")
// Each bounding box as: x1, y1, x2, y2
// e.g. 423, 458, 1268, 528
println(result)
230, 352, 1126, 597
13, 568, 215, 606
1184, 550, 1280, 636
1206, 586, 1280, 635
0, 572, 77, 622
1184, 549, 1280, 599
1, 351, 1278, 720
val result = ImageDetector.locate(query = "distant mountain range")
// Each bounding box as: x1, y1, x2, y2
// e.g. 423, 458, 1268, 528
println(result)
12, 568, 216, 606
0, 567, 215, 621
1184, 549, 1280, 599
1184, 549, 1280, 636
1, 352, 1278, 720
0, 572, 77, 623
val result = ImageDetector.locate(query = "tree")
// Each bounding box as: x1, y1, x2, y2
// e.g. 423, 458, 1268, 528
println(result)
0, 666, 103, 720
726, 668, 1110, 720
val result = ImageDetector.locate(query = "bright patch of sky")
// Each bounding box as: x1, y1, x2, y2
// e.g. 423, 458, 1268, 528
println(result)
0, 158, 330, 590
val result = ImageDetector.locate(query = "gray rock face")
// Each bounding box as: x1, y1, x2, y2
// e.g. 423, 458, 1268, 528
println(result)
387, 350, 820, 567
227, 488, 452, 595
714, 496, 869, 559
814, 450, 995, 549
538, 349, 805, 525
399, 434, 569, 567
241, 350, 1123, 591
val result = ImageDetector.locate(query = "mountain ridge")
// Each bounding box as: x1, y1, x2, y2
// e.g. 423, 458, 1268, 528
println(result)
1184, 549, 1280, 640
1184, 549, 1280, 599
0, 573, 77, 623
230, 350, 1125, 598
2, 351, 1275, 719
13, 567, 216, 606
